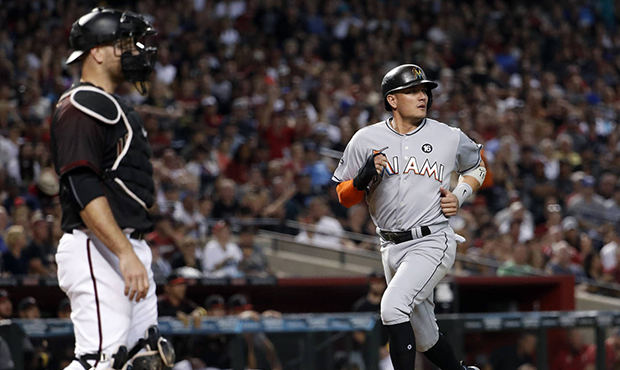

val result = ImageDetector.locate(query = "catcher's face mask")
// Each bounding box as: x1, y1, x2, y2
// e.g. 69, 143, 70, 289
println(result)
115, 12, 157, 94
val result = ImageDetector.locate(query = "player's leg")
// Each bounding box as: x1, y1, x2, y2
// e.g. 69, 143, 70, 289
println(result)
411, 298, 463, 370
127, 239, 158, 348
57, 230, 132, 370
381, 230, 458, 370
380, 244, 417, 370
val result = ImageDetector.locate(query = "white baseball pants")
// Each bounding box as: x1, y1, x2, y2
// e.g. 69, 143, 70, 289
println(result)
56, 229, 157, 370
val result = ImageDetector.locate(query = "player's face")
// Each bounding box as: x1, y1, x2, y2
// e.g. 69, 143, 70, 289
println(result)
391, 84, 428, 122
99, 44, 124, 82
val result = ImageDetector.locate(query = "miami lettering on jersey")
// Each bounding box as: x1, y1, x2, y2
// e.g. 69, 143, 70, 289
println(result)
383, 156, 444, 182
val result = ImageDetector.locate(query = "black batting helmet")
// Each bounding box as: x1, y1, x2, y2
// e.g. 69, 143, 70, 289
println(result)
381, 64, 438, 111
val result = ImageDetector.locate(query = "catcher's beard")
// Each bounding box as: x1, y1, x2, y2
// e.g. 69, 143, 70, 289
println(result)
105, 55, 126, 87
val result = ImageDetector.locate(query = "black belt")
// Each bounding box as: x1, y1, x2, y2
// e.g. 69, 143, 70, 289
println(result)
128, 230, 147, 240
380, 226, 431, 244
68, 229, 146, 240
75, 353, 105, 370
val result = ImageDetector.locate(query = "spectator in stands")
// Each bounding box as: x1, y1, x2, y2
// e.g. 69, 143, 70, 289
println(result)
567, 176, 607, 229
172, 191, 205, 239
546, 241, 587, 283
238, 226, 271, 277
495, 201, 534, 244
170, 236, 202, 274
195, 295, 231, 368
600, 227, 619, 273
551, 330, 595, 370
2, 225, 28, 275
0, 336, 13, 370
212, 179, 240, 219
157, 273, 206, 328
603, 328, 620, 370
21, 212, 54, 276
497, 244, 535, 277
0, 289, 33, 370
352, 273, 386, 313
17, 297, 40, 319
148, 215, 182, 259
204, 294, 227, 317
199, 220, 243, 277
0, 207, 8, 254
562, 216, 584, 253
148, 234, 172, 281
227, 294, 283, 370
302, 142, 332, 191
57, 298, 70, 319
485, 333, 536, 370
343, 204, 376, 251
350, 273, 389, 370
0, 290, 12, 319
295, 196, 344, 249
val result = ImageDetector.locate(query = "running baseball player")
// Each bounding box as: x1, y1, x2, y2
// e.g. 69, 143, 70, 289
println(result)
51, 8, 173, 370
333, 64, 485, 370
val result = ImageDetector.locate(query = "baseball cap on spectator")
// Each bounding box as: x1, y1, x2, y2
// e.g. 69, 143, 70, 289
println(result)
571, 171, 586, 184
166, 273, 186, 286
58, 298, 71, 312
18, 297, 37, 312
562, 217, 578, 232
232, 97, 250, 109
204, 294, 226, 310
31, 211, 46, 225
201, 95, 218, 107
228, 294, 252, 313
13, 196, 26, 208
581, 175, 596, 187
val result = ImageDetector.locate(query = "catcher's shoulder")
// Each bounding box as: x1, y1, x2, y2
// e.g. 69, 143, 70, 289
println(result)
57, 85, 122, 125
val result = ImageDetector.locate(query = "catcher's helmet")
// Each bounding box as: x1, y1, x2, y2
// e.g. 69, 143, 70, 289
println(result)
66, 8, 157, 92
381, 64, 438, 111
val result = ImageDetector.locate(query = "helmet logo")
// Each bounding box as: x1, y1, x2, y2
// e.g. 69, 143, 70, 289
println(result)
413, 67, 424, 80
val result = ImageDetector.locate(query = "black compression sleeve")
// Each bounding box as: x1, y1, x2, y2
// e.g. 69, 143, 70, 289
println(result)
61, 167, 105, 210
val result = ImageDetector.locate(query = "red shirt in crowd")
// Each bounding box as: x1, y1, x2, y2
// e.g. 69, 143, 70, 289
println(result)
551, 344, 595, 370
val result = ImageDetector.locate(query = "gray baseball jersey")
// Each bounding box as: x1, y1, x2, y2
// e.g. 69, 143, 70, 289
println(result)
333, 117, 483, 351
332, 117, 482, 231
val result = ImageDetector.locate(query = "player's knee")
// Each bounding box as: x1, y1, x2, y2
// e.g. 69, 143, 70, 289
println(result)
380, 293, 412, 325
416, 334, 439, 352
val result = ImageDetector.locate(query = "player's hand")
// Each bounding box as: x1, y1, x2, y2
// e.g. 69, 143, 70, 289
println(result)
439, 187, 458, 217
374, 153, 388, 175
119, 251, 149, 302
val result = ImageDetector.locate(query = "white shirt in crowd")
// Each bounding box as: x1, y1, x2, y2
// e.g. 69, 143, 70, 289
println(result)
198, 240, 243, 277
295, 216, 345, 249
600, 241, 618, 272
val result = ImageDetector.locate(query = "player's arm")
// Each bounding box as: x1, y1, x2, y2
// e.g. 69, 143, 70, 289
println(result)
79, 195, 149, 302
441, 131, 486, 216
334, 138, 388, 208
440, 161, 486, 216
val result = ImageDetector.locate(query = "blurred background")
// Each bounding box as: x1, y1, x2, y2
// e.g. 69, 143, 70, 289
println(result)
1, 0, 620, 369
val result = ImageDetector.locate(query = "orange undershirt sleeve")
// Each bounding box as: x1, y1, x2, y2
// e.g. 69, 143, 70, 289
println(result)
336, 180, 365, 208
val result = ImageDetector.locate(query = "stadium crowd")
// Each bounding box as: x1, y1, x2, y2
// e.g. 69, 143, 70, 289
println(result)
0, 0, 620, 299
